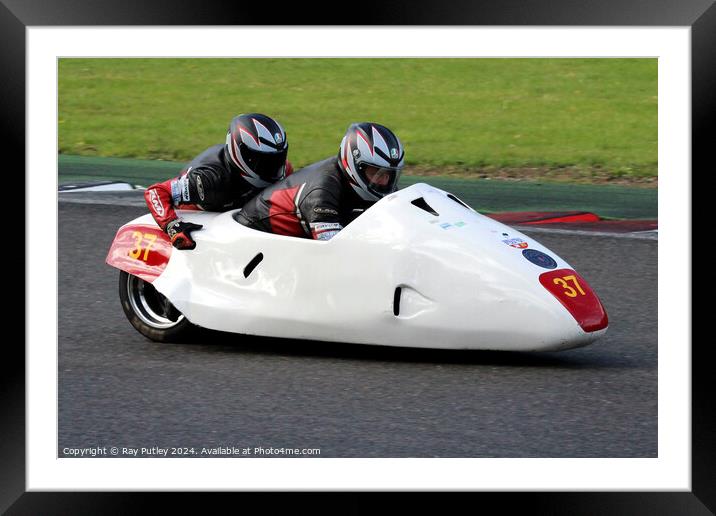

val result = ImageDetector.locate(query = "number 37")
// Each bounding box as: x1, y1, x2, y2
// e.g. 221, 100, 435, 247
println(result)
129, 231, 157, 261
553, 275, 586, 298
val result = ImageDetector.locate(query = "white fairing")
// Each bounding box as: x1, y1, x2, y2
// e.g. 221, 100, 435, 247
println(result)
136, 183, 606, 351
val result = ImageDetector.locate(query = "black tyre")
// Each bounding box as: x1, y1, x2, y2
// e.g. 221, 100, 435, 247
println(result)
118, 270, 197, 342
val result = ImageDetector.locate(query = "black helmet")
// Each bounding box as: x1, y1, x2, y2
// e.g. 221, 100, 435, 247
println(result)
338, 122, 404, 202
225, 113, 288, 187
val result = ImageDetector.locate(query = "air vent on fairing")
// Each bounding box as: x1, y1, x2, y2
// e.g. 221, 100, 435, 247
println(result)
243, 253, 264, 278
393, 286, 434, 318
411, 197, 439, 216
393, 287, 402, 316
447, 193, 471, 210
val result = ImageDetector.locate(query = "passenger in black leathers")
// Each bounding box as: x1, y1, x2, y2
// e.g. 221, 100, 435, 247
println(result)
144, 113, 292, 249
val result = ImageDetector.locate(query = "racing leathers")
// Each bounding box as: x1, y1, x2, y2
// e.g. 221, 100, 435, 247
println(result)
144, 144, 293, 247
236, 156, 371, 240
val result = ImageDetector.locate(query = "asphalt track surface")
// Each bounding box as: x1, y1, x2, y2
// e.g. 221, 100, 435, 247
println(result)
58, 200, 657, 458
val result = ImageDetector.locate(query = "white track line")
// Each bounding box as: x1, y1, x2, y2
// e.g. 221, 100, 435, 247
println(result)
58, 195, 148, 207
518, 225, 657, 240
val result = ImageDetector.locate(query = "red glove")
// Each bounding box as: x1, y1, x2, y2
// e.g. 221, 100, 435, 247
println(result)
165, 219, 203, 250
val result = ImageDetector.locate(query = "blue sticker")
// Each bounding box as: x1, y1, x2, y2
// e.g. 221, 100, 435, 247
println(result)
522, 249, 557, 269
433, 221, 466, 229
170, 179, 182, 204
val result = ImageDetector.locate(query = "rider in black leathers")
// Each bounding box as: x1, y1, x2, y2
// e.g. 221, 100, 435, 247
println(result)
236, 122, 404, 240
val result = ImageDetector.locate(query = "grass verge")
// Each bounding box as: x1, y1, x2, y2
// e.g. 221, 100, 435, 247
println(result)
59, 58, 657, 181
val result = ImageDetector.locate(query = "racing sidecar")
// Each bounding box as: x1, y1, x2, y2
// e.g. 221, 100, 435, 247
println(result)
106, 183, 608, 351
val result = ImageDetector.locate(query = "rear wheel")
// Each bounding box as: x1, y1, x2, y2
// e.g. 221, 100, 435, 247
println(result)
118, 270, 196, 342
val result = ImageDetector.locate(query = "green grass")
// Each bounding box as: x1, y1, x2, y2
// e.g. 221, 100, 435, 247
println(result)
58, 58, 657, 178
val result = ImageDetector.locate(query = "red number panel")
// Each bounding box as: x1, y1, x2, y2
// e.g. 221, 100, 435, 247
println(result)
539, 269, 608, 333
105, 224, 172, 283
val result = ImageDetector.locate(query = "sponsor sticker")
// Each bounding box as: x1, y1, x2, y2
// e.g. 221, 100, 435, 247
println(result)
196, 176, 205, 201
274, 132, 283, 144
148, 189, 165, 217
502, 237, 528, 249
310, 222, 342, 231
438, 221, 466, 230
522, 249, 557, 269
182, 178, 191, 202
390, 147, 399, 159
310, 222, 343, 240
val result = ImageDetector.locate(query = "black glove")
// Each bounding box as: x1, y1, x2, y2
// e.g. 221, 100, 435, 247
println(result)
165, 219, 203, 250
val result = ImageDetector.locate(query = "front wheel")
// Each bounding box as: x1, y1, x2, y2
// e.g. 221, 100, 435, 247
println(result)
118, 270, 197, 342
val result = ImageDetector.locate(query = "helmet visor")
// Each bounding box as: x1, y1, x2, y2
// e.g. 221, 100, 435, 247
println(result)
360, 164, 401, 196
240, 144, 289, 182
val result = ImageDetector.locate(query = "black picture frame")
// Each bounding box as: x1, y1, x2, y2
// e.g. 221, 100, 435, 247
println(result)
7, 0, 710, 513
